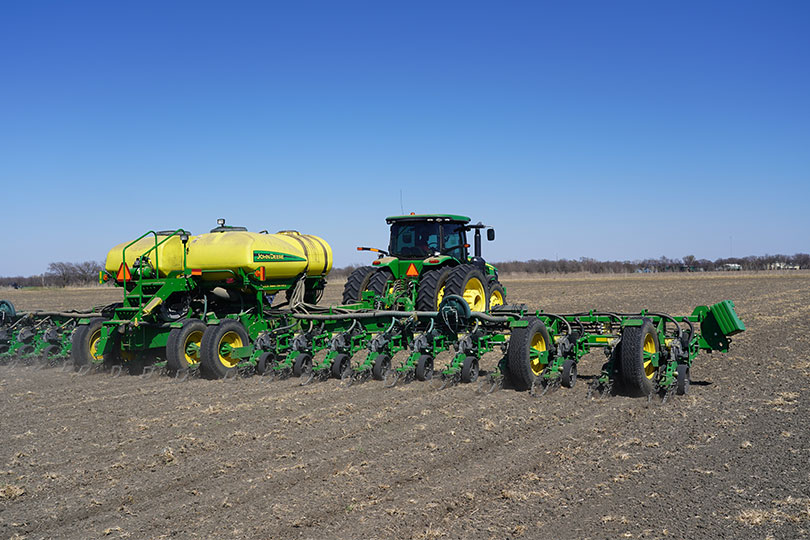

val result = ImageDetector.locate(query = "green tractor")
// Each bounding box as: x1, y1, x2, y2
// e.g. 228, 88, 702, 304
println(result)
343, 214, 505, 312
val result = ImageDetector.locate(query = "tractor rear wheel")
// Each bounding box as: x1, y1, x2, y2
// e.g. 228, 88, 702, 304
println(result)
366, 269, 394, 299
71, 317, 107, 370
416, 267, 453, 311
507, 317, 551, 391
342, 267, 376, 303
619, 320, 659, 396
200, 320, 250, 379
444, 266, 488, 312
166, 319, 206, 371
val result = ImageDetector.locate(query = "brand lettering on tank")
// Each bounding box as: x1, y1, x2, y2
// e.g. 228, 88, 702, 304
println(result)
253, 251, 307, 263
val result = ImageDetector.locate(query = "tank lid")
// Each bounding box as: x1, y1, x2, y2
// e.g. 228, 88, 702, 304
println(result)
156, 229, 192, 236
210, 226, 248, 233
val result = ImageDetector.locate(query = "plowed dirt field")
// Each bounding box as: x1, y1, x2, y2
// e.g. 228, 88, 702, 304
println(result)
1, 272, 808, 539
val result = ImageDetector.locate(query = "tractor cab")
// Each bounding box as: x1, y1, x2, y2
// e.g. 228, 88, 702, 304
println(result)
387, 215, 469, 261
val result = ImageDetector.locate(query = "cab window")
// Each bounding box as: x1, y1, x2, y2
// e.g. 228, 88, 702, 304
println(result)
389, 222, 441, 258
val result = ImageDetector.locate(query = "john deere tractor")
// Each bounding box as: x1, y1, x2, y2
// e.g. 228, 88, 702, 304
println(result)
343, 214, 505, 312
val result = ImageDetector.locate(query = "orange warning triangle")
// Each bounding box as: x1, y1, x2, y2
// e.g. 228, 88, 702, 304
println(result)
116, 263, 132, 281
406, 263, 419, 277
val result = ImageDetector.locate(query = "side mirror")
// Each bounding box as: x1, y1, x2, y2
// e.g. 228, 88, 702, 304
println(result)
487, 228, 495, 241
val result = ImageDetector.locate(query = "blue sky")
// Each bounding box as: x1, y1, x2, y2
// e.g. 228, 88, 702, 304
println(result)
1, 1, 808, 276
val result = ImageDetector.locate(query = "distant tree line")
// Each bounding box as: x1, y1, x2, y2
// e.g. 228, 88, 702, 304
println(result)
1, 253, 808, 288
493, 253, 810, 274
332, 253, 810, 277
0, 261, 103, 288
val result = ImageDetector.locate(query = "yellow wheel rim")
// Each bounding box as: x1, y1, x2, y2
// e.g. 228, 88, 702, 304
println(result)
462, 277, 487, 312
529, 332, 547, 376
436, 285, 446, 309
218, 331, 244, 369
489, 289, 504, 310
184, 330, 204, 365
643, 333, 657, 379
88, 329, 103, 361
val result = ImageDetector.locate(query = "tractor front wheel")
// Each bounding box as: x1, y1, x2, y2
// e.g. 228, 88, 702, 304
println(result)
488, 279, 506, 311
444, 266, 488, 312
416, 267, 453, 311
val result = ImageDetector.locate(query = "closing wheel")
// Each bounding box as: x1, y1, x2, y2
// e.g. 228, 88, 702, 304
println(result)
415, 354, 434, 381
39, 344, 62, 363
676, 364, 691, 395
331, 353, 351, 379
372, 354, 391, 381
292, 353, 313, 378
342, 267, 377, 304
166, 319, 206, 371
200, 320, 250, 379
461, 356, 479, 383
506, 317, 552, 391
256, 351, 277, 375
619, 320, 660, 396
71, 317, 107, 370
443, 266, 488, 312
561, 358, 577, 388
416, 267, 453, 311
488, 279, 506, 311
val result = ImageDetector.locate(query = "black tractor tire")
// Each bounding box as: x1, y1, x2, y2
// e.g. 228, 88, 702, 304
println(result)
487, 279, 506, 311
331, 353, 351, 379
342, 267, 377, 304
166, 319, 207, 371
292, 353, 313, 378
372, 354, 391, 381
416, 267, 454, 311
676, 364, 691, 395
366, 269, 394, 299
506, 317, 552, 391
561, 358, 577, 388
200, 320, 250, 379
415, 354, 434, 381
443, 266, 489, 312
71, 317, 107, 370
619, 320, 660, 396
461, 356, 479, 383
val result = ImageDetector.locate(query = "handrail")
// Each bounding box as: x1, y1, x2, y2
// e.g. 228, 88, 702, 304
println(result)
121, 229, 189, 316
